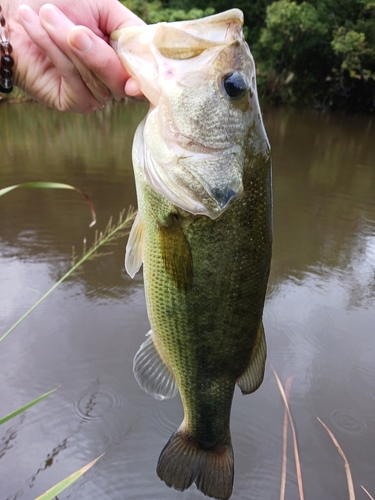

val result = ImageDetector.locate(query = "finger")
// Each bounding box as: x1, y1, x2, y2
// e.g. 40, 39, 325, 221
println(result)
84, 0, 145, 98
98, 0, 146, 32
39, 4, 112, 106
67, 26, 130, 100
18, 5, 98, 112
125, 77, 143, 97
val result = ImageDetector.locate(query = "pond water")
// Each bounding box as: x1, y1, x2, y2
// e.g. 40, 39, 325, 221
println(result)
0, 101, 374, 500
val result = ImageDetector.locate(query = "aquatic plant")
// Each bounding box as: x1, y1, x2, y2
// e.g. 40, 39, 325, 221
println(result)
0, 181, 97, 226
34, 455, 104, 500
0, 388, 58, 426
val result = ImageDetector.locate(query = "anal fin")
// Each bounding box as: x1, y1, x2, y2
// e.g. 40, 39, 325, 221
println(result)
133, 330, 178, 400
236, 322, 267, 394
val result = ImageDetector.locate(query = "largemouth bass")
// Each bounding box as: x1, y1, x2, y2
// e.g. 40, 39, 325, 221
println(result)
111, 9, 272, 500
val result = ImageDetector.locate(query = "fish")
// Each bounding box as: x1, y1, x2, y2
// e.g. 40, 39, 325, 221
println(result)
111, 9, 272, 500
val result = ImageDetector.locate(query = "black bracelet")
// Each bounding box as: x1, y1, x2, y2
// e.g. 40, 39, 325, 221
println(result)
0, 4, 13, 94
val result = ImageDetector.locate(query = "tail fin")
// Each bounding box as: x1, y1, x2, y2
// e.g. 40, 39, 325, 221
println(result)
156, 429, 234, 500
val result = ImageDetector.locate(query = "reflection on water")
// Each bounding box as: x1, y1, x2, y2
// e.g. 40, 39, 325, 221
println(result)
0, 102, 374, 499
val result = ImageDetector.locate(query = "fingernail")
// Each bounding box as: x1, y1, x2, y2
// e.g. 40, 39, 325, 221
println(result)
18, 5, 39, 24
69, 29, 93, 53
40, 5, 63, 27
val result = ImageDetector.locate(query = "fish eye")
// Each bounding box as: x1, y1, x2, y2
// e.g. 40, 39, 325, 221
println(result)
222, 72, 248, 99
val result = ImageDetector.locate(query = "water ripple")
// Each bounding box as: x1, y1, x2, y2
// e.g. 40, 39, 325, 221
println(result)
151, 399, 182, 439
367, 387, 375, 405
71, 386, 121, 423
330, 409, 368, 437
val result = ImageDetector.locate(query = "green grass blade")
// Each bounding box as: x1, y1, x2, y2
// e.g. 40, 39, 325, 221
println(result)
0, 387, 58, 426
0, 181, 96, 226
34, 454, 104, 500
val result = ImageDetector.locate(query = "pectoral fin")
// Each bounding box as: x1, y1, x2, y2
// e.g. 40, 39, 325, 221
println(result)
125, 213, 144, 278
236, 322, 267, 394
158, 214, 193, 291
133, 330, 178, 400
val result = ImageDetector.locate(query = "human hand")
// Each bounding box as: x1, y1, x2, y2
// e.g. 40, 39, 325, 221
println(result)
5, 1, 145, 113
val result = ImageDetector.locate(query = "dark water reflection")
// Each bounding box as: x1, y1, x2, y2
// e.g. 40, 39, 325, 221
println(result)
0, 102, 374, 499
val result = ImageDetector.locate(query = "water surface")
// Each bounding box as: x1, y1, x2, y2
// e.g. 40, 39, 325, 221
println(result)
0, 102, 374, 499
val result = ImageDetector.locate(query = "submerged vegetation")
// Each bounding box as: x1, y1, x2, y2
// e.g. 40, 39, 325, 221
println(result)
120, 0, 375, 111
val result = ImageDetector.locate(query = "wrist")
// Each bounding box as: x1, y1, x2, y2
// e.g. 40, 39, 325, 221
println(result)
0, 3, 14, 93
